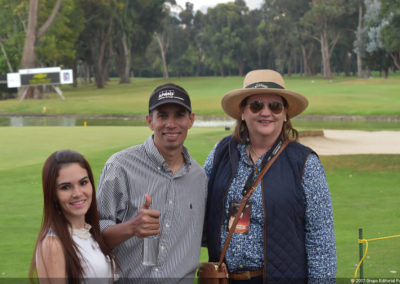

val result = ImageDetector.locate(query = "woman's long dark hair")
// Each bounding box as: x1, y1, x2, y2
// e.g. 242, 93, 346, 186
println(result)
29, 150, 117, 284
233, 96, 299, 144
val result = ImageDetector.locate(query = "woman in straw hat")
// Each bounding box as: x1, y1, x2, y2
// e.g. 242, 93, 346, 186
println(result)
203, 69, 336, 283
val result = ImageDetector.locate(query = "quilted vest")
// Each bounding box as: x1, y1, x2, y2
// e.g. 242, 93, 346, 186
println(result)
205, 135, 314, 281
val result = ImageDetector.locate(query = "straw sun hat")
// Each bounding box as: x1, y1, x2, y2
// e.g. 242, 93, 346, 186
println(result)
221, 69, 308, 120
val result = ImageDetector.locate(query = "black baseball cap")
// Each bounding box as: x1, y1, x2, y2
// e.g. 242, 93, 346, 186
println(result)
149, 83, 192, 113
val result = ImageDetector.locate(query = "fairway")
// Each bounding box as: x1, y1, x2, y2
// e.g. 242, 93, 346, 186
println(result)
0, 126, 399, 279
2, 0, 400, 280
0, 73, 399, 281
1, 74, 400, 117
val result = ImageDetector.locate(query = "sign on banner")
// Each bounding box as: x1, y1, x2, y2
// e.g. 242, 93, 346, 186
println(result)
7, 67, 73, 88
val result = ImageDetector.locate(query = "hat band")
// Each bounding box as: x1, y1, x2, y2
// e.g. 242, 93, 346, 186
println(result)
245, 81, 284, 89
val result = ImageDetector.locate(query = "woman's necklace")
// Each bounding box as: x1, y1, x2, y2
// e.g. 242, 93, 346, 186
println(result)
71, 223, 92, 239
250, 145, 263, 161
248, 145, 262, 175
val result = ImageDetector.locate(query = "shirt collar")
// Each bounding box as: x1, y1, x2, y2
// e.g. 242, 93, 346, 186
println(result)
144, 135, 191, 172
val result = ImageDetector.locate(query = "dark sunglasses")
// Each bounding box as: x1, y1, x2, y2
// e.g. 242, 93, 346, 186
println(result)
248, 100, 284, 114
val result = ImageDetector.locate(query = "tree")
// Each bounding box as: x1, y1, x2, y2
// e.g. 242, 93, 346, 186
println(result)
19, 0, 62, 99
380, 0, 400, 70
0, 0, 26, 74
302, 0, 357, 79
21, 0, 62, 69
78, 0, 121, 88
361, 0, 395, 76
355, 0, 366, 77
202, 1, 252, 76
114, 0, 165, 83
259, 0, 313, 75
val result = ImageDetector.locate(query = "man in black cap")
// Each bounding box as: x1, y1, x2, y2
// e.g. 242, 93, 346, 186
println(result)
96, 83, 207, 281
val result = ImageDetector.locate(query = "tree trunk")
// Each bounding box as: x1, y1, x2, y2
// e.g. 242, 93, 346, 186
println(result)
72, 63, 78, 87
20, 0, 62, 100
93, 15, 113, 88
238, 62, 244, 76
384, 68, 389, 78
19, 0, 39, 100
0, 41, 14, 72
344, 51, 352, 76
118, 32, 131, 84
85, 63, 91, 83
155, 32, 169, 79
287, 57, 292, 77
356, 0, 364, 78
320, 32, 332, 79
21, 0, 39, 69
301, 44, 312, 76
389, 52, 400, 71
21, 0, 62, 69
219, 65, 225, 77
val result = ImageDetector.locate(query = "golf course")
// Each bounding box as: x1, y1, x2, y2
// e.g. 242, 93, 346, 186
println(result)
0, 74, 399, 280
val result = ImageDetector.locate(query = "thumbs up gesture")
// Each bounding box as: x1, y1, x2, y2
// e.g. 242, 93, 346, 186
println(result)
131, 194, 161, 238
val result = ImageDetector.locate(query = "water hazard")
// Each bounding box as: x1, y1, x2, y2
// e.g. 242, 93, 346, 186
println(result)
0, 115, 399, 130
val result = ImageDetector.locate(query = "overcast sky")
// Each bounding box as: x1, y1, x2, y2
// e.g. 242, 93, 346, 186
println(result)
175, 0, 263, 12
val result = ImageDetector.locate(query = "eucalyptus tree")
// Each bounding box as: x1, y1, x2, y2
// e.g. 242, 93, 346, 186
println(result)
302, 0, 357, 79
354, 0, 366, 77
21, 0, 62, 70
78, 0, 122, 88
36, 0, 84, 69
202, 0, 252, 76
153, 11, 182, 78
169, 2, 203, 76
258, 0, 312, 75
1, 0, 84, 92
380, 0, 400, 70
0, 0, 26, 74
19, 0, 62, 99
114, 0, 165, 83
358, 0, 398, 76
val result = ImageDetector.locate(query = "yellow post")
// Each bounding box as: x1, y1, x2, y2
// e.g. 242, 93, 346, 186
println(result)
84, 121, 87, 127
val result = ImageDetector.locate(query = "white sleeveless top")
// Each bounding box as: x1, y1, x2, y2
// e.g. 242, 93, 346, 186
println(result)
38, 226, 114, 282
71, 231, 113, 280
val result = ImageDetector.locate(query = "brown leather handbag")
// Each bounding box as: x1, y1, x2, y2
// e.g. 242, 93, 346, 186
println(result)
197, 141, 288, 284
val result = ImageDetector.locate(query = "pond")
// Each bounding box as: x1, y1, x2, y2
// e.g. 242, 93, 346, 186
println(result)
0, 115, 399, 131
0, 115, 236, 128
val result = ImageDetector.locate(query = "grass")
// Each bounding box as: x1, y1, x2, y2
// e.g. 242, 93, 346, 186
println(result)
0, 73, 400, 117
1, 73, 399, 279
0, 127, 399, 279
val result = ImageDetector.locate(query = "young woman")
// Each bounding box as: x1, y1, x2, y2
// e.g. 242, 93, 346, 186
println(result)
29, 150, 117, 284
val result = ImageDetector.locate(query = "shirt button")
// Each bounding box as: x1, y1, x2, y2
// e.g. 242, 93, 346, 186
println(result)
237, 245, 241, 248
239, 265, 243, 268
154, 268, 159, 272
165, 223, 170, 228
157, 167, 161, 170
169, 200, 173, 205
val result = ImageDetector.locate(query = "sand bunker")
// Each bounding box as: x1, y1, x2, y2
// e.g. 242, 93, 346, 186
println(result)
299, 130, 400, 155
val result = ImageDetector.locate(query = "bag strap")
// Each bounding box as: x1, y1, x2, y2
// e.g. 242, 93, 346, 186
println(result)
217, 140, 289, 268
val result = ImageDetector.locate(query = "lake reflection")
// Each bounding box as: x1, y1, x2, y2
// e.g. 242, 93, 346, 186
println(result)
0, 115, 399, 130
8, 116, 77, 126
0, 115, 236, 128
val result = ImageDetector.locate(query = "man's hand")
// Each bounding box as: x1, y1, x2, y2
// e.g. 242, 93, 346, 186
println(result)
131, 194, 161, 238
101, 194, 161, 248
